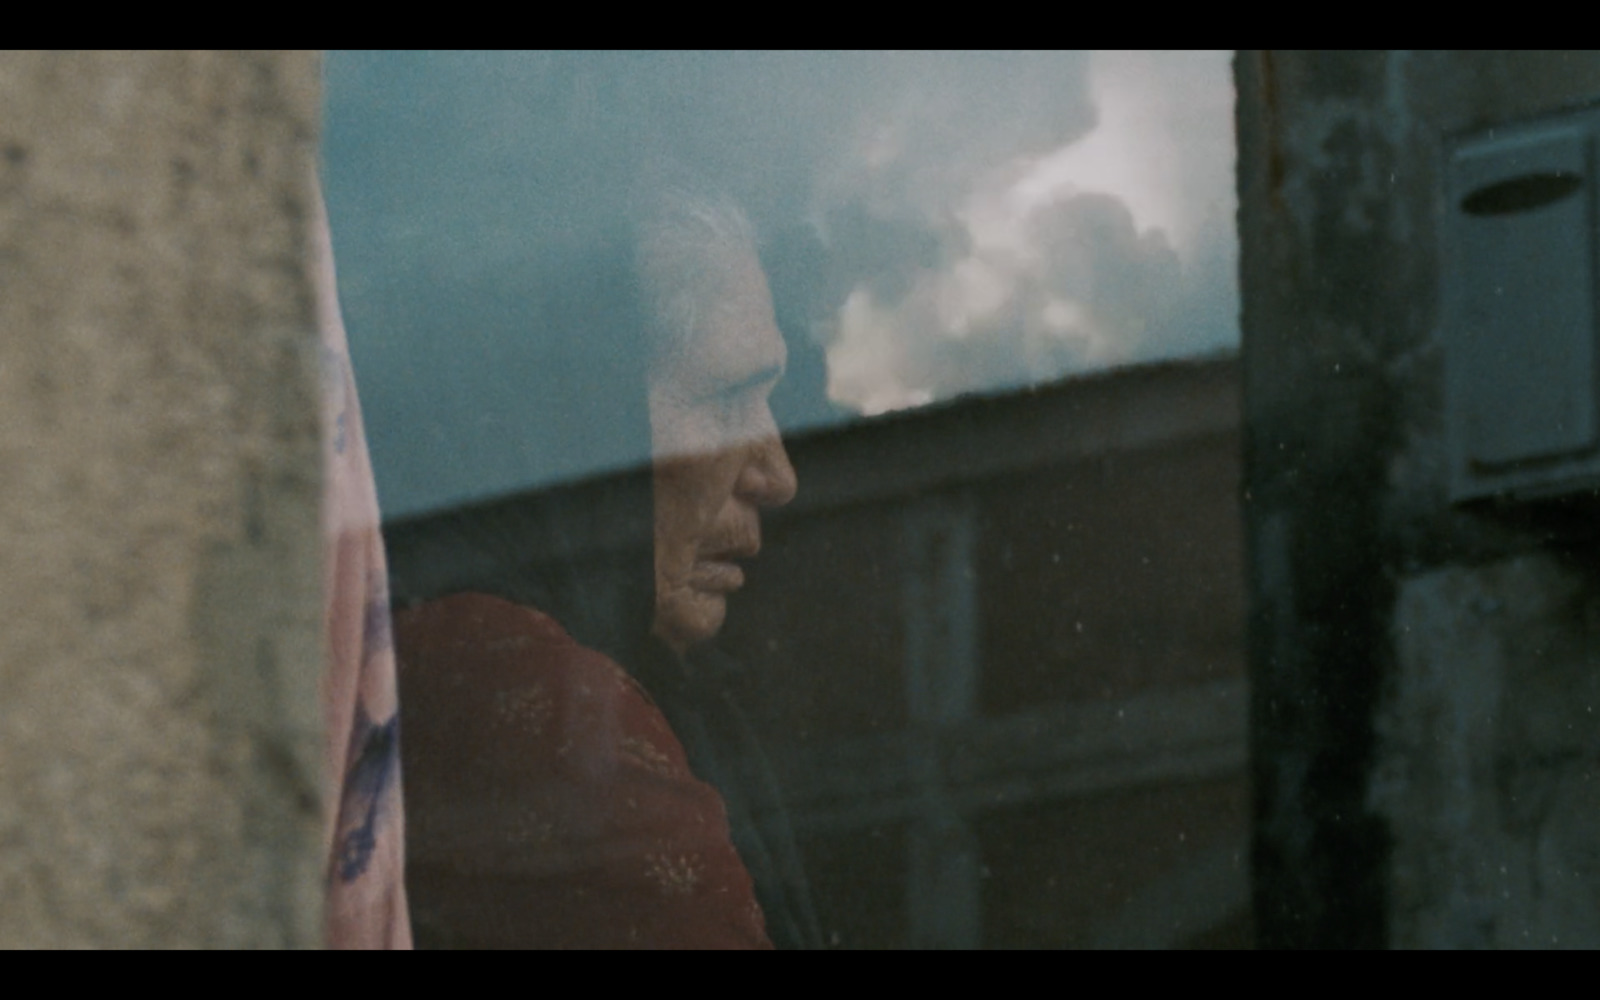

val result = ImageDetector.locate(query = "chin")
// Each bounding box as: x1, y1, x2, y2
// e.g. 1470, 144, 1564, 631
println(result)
656, 592, 727, 652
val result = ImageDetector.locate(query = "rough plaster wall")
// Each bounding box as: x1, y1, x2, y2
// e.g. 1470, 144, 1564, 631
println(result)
1238, 51, 1600, 947
0, 52, 325, 947
1381, 556, 1600, 947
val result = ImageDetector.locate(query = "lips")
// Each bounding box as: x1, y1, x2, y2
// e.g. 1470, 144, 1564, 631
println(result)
702, 529, 760, 564
692, 558, 746, 592
691, 520, 759, 593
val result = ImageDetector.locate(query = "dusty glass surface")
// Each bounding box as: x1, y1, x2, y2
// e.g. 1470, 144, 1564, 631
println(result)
322, 50, 1247, 949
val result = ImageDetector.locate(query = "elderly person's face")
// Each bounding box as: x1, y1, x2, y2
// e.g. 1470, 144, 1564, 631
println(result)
648, 249, 797, 653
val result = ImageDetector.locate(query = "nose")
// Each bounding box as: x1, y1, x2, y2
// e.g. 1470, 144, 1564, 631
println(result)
736, 430, 797, 509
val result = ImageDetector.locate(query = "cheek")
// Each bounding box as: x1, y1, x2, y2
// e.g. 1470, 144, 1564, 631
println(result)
653, 460, 721, 571
649, 389, 724, 460
656, 455, 742, 524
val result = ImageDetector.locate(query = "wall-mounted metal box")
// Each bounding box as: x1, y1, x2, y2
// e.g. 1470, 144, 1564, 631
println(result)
1444, 106, 1600, 502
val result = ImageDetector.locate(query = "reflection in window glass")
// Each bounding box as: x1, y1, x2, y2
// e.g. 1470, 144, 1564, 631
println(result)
323, 50, 1246, 949
325, 51, 1236, 516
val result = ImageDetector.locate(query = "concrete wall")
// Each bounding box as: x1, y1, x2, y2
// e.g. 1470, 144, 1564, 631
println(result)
0, 51, 326, 947
1238, 51, 1600, 948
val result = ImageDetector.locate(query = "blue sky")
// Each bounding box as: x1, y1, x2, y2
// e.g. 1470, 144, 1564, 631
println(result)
322, 51, 1237, 520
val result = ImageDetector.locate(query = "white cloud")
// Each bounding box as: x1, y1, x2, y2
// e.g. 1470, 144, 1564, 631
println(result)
822, 50, 1238, 415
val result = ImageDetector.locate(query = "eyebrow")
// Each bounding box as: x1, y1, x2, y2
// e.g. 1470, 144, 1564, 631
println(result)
717, 363, 785, 397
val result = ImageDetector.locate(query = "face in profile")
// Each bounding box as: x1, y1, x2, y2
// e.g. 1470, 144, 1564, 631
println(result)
648, 248, 798, 654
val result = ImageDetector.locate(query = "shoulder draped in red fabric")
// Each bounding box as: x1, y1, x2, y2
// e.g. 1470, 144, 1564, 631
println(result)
396, 592, 772, 949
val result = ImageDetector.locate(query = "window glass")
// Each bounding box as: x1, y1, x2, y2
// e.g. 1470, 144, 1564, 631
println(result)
323, 50, 1247, 949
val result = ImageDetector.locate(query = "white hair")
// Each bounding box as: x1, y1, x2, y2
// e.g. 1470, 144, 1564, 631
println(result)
634, 187, 760, 362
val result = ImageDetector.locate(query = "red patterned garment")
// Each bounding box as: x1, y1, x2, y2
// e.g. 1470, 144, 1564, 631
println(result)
396, 592, 773, 949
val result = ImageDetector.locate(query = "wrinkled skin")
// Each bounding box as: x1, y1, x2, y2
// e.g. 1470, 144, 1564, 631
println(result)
648, 250, 798, 654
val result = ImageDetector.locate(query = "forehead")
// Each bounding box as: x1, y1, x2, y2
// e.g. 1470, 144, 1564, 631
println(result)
663, 252, 787, 386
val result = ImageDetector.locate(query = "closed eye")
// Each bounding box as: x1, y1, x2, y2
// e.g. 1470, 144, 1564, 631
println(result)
703, 363, 783, 406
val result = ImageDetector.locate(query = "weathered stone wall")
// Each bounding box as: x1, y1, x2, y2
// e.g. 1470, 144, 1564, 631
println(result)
0, 51, 325, 947
1238, 51, 1600, 948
